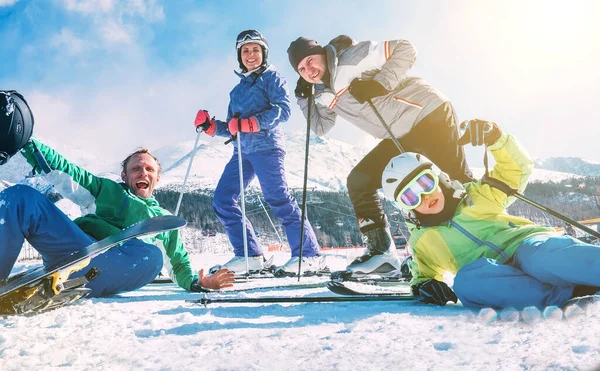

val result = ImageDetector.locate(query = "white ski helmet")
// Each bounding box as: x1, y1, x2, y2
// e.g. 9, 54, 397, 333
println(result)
382, 152, 451, 208
235, 29, 269, 72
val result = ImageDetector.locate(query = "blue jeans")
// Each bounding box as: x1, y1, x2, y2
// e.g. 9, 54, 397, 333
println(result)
453, 235, 600, 309
0, 185, 163, 297
212, 149, 319, 257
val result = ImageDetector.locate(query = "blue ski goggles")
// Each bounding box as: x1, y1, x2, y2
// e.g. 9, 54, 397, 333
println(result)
395, 169, 439, 210
236, 30, 266, 49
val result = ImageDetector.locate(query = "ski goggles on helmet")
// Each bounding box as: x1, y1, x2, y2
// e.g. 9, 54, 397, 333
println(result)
236, 30, 266, 50
394, 169, 439, 210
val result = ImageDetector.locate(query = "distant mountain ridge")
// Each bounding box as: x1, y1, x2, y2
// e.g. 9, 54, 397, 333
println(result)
534, 157, 600, 177
0, 132, 595, 193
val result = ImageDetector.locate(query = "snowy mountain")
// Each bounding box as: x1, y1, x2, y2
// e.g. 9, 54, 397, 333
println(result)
0, 132, 591, 193
152, 132, 585, 191
0, 138, 116, 188
534, 157, 600, 177
154, 132, 367, 192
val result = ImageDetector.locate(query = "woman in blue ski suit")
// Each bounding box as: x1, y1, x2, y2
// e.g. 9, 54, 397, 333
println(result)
194, 30, 322, 275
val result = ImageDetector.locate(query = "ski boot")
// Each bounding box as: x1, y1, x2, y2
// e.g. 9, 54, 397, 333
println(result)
274, 256, 329, 277
0, 267, 99, 315
209, 255, 274, 277
562, 285, 600, 318
332, 227, 402, 282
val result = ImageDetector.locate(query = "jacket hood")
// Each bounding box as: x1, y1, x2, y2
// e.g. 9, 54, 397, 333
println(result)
327, 35, 356, 54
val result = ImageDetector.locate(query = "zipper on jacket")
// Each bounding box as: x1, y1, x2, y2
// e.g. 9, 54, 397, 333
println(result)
450, 220, 509, 261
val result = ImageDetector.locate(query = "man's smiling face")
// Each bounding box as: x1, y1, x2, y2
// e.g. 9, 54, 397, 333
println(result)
121, 153, 161, 198
297, 54, 327, 84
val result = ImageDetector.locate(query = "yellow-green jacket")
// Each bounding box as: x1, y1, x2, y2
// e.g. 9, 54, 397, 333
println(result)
408, 133, 557, 286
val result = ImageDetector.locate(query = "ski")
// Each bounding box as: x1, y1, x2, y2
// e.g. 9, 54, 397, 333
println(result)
0, 215, 186, 315
150, 271, 331, 285
327, 281, 411, 296
186, 294, 416, 306
209, 280, 327, 294
330, 270, 407, 283
234, 270, 331, 281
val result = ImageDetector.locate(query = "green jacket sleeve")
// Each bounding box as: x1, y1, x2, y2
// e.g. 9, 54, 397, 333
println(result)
149, 227, 197, 291
21, 137, 104, 197
408, 227, 459, 286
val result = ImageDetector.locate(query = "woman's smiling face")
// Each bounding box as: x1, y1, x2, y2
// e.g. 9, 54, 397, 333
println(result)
240, 42, 263, 71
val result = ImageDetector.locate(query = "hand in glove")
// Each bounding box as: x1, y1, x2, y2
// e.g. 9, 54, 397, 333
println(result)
458, 119, 502, 147
412, 279, 458, 306
349, 78, 388, 104
189, 268, 235, 292
194, 110, 216, 136
227, 117, 260, 136
295, 77, 313, 99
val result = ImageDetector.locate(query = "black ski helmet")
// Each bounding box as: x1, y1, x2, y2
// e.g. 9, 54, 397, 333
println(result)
235, 29, 268, 72
0, 91, 34, 165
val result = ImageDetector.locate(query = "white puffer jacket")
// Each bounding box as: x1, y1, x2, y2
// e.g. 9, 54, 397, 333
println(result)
298, 35, 448, 139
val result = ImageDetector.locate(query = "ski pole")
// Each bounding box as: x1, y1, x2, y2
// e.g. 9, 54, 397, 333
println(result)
468, 118, 600, 240
186, 294, 416, 306
233, 114, 251, 278
482, 175, 600, 239
297, 92, 313, 280
255, 193, 284, 246
31, 140, 52, 174
174, 129, 202, 216
367, 99, 405, 153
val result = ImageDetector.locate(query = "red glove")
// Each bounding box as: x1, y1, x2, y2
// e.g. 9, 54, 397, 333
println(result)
227, 117, 260, 136
194, 110, 216, 136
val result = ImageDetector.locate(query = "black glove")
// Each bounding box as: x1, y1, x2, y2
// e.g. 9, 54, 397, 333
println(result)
349, 78, 388, 104
412, 279, 458, 306
458, 119, 502, 147
295, 77, 313, 99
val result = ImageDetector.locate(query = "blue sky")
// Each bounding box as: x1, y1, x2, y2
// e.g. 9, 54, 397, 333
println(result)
1, 0, 599, 165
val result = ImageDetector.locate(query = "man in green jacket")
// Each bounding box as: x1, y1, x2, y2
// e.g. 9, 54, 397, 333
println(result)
0, 90, 234, 297
382, 119, 600, 309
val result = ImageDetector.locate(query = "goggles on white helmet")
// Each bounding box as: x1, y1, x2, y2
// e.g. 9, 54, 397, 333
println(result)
382, 152, 442, 210
395, 169, 439, 209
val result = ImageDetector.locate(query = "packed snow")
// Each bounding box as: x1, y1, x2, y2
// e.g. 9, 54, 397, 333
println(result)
3, 250, 600, 371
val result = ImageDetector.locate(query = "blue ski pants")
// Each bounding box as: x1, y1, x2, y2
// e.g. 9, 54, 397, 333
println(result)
212, 148, 319, 257
0, 185, 163, 297
453, 235, 600, 309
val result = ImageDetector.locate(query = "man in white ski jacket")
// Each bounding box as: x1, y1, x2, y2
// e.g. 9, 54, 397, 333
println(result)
287, 35, 473, 278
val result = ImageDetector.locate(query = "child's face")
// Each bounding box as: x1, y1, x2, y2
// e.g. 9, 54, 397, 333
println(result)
297, 54, 327, 84
414, 186, 445, 215
240, 42, 263, 71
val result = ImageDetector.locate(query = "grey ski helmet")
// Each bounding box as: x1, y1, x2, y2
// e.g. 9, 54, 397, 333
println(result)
235, 29, 268, 72
0, 91, 34, 165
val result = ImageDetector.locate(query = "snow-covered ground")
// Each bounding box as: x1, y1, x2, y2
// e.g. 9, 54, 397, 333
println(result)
3, 251, 600, 371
